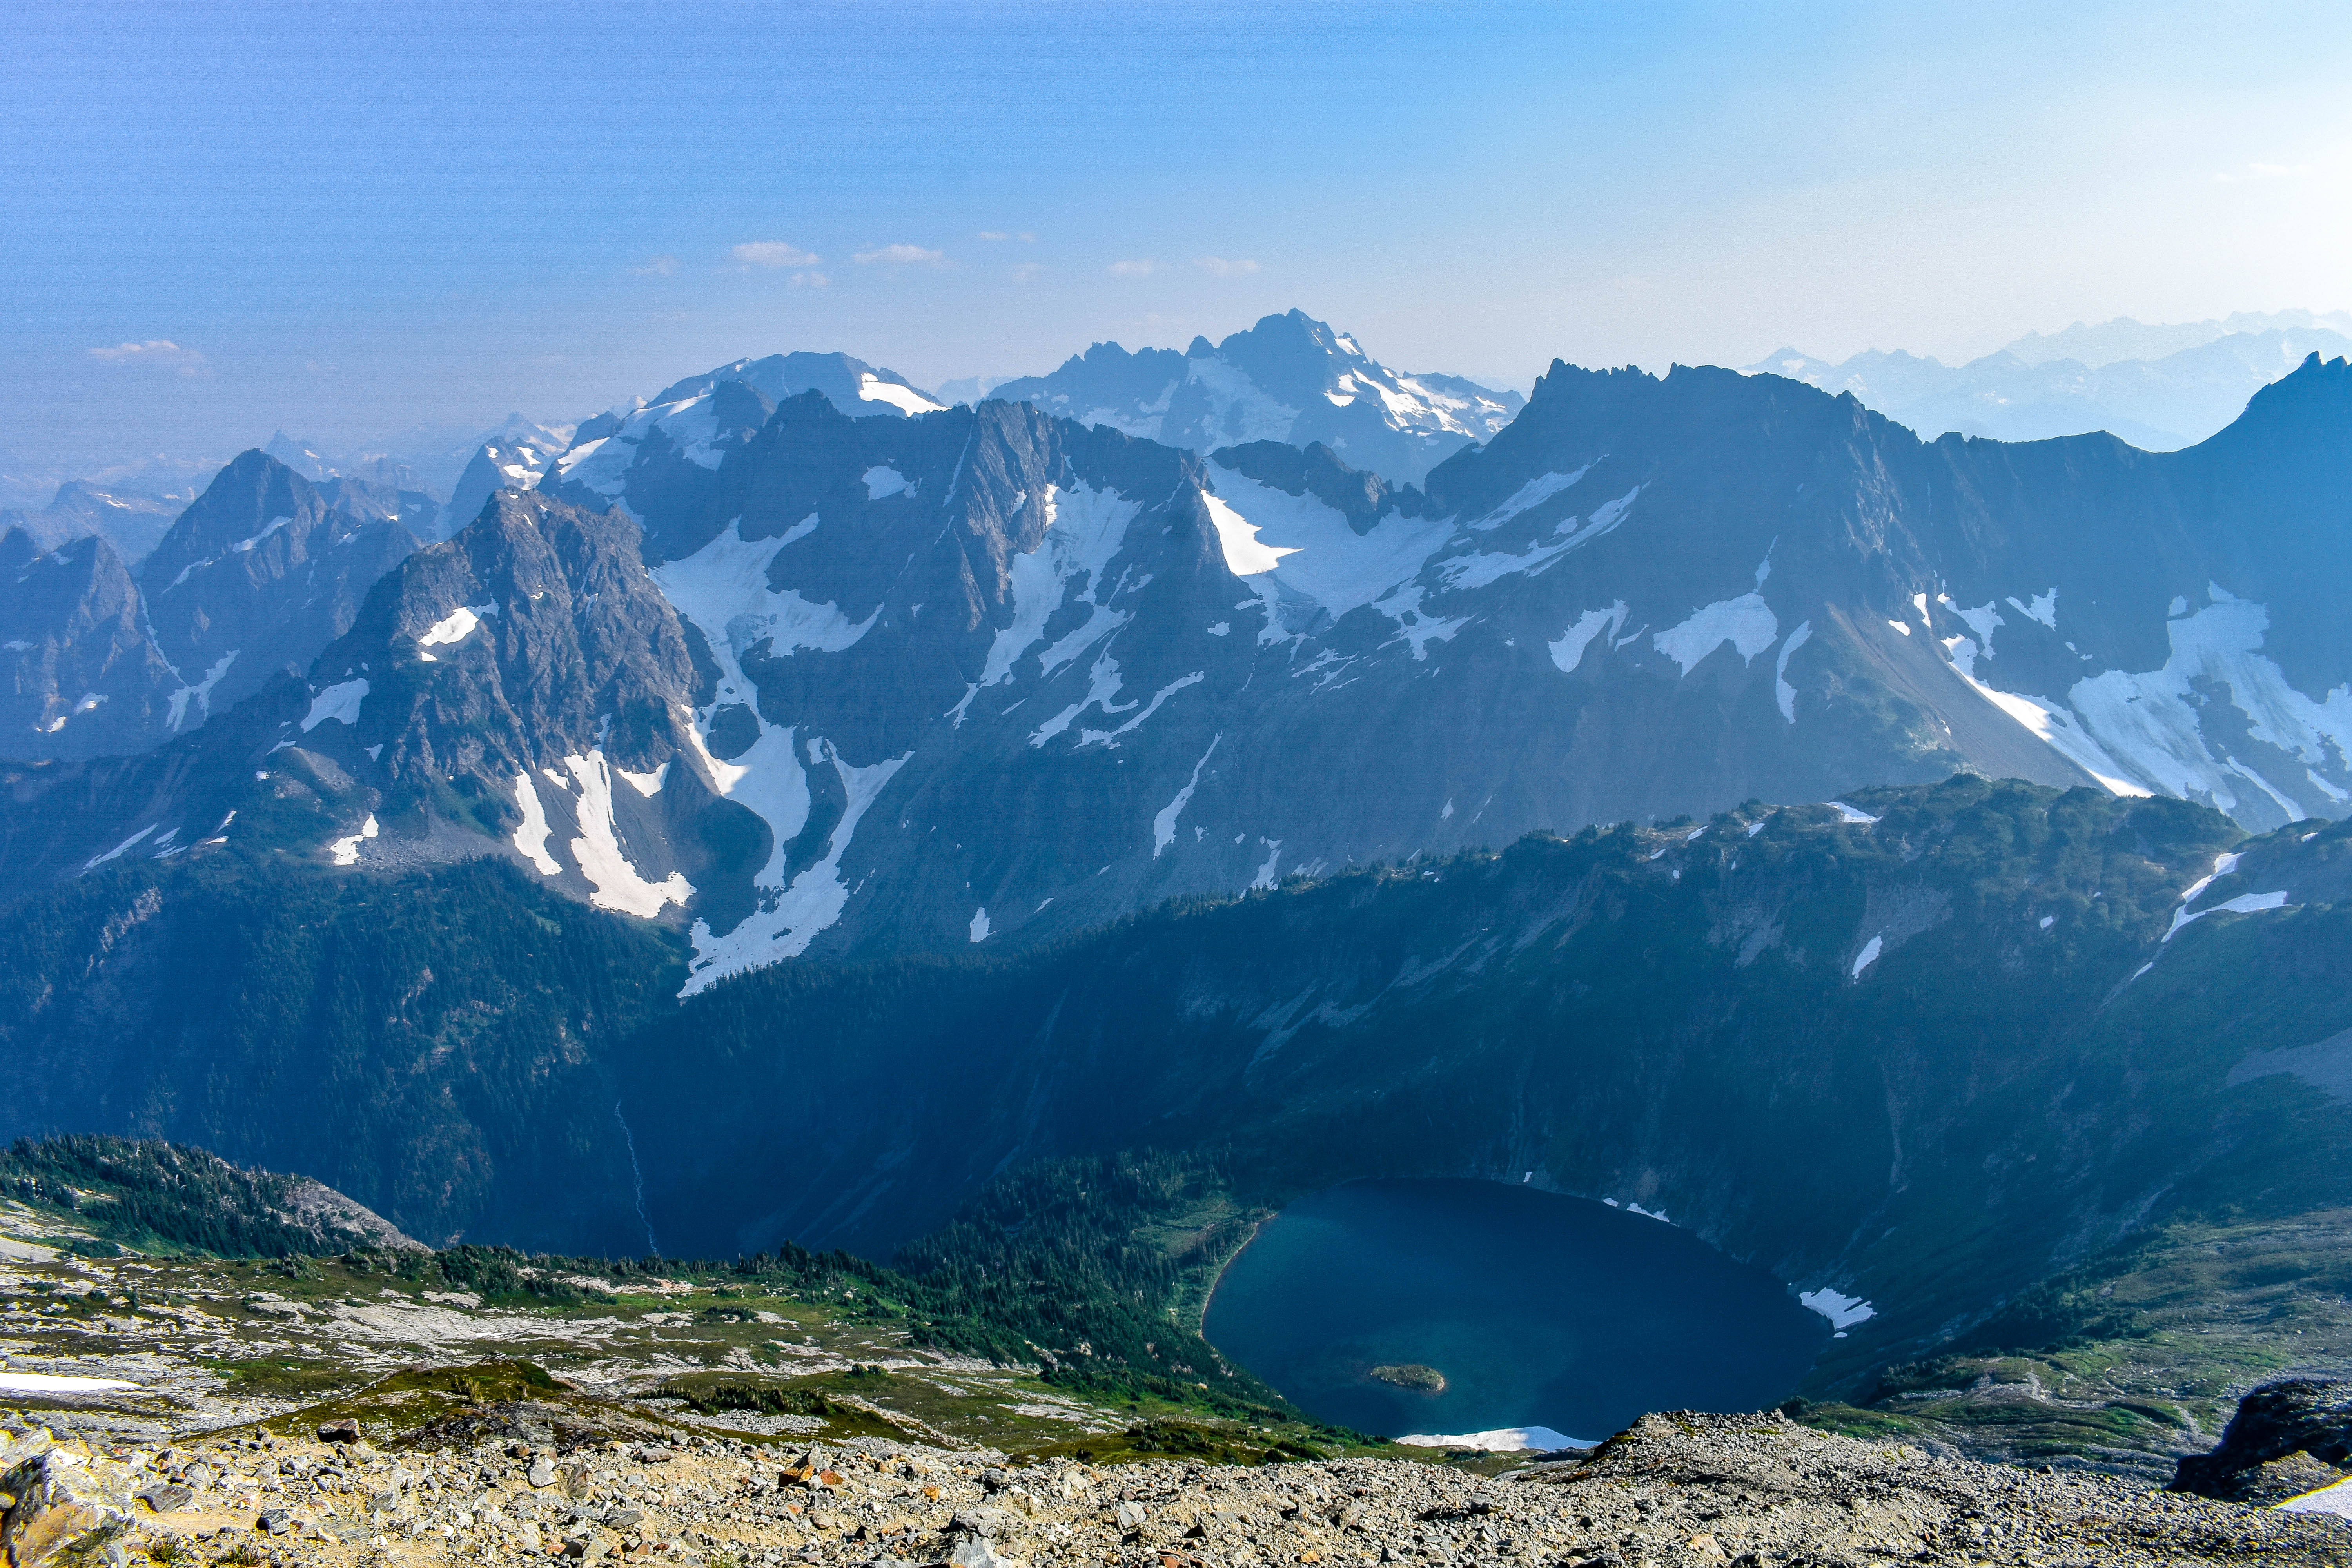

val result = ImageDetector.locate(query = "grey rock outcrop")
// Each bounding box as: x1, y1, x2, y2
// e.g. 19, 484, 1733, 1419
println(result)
2174, 1378, 2352, 1501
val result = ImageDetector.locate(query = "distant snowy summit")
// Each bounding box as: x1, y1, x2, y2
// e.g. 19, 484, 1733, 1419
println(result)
982, 309, 1524, 485
1749, 309, 2352, 449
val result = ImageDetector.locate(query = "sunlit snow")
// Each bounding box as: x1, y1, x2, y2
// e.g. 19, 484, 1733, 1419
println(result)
328, 814, 379, 866
417, 603, 496, 660
300, 676, 368, 732
1396, 1428, 1595, 1453
0, 1374, 135, 1395
652, 518, 875, 671
1153, 734, 1221, 857
562, 751, 691, 917
2278, 1476, 2352, 1517
82, 824, 158, 870
1654, 594, 1779, 676
1850, 935, 1884, 978
856, 374, 946, 416
682, 739, 909, 993
510, 770, 562, 876
2165, 889, 2291, 942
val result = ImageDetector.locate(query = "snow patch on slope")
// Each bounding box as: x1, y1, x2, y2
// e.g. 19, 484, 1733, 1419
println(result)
562, 750, 691, 917
301, 676, 368, 732
328, 814, 379, 866
511, 770, 562, 876
982, 482, 1142, 686
682, 739, 909, 993
1549, 603, 1628, 675
1654, 594, 1779, 676
1154, 734, 1221, 856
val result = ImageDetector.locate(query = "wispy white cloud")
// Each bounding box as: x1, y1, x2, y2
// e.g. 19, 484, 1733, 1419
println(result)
1194, 256, 1260, 277
1108, 258, 1158, 278
789, 271, 830, 289
1009, 262, 1042, 283
86, 340, 207, 377
853, 243, 948, 266
734, 240, 822, 268
977, 230, 1038, 243
632, 255, 681, 276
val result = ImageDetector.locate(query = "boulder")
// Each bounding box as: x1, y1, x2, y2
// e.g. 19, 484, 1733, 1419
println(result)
315, 1418, 361, 1445
2174, 1378, 2352, 1499
0, 1451, 137, 1568
132, 1482, 192, 1514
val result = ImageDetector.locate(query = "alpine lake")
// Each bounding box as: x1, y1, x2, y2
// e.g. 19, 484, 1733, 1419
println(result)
1203, 1179, 1829, 1444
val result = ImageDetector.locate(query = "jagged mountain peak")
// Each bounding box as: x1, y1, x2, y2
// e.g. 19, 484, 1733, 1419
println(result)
138, 448, 419, 724
987, 308, 1524, 486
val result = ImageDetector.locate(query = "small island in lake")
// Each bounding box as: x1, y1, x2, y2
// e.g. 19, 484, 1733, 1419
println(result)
1367, 1363, 1447, 1393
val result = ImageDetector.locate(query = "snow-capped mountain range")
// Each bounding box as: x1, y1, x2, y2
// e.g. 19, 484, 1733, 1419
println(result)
9, 334, 2349, 1004
1750, 316, 2352, 449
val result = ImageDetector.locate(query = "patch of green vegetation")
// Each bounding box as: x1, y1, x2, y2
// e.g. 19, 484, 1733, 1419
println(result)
0, 1136, 365, 1259
643, 1372, 910, 1442
198, 1357, 368, 1403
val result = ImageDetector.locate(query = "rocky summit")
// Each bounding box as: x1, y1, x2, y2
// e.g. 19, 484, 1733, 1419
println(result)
6, 1407, 2348, 1568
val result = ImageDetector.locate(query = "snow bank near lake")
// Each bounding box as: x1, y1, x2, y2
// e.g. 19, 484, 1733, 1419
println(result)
1396, 1426, 1595, 1452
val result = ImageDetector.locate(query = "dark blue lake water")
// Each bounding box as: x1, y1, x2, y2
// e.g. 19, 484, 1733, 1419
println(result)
1202, 1179, 1827, 1443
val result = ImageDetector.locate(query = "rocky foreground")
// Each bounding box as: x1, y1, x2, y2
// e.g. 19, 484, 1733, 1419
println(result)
8, 1406, 2350, 1568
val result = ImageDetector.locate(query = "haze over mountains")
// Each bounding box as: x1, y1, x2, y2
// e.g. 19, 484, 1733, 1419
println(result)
1750, 308, 2352, 449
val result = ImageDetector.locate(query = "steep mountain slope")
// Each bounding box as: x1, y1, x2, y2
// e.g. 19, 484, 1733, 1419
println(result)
431, 413, 573, 538
0, 528, 180, 758
614, 783, 2352, 1388
1750, 325, 2352, 448
140, 449, 419, 719
8, 355, 2348, 980
6, 774, 2348, 1422
0, 852, 681, 1252
987, 309, 1523, 485
0, 480, 183, 564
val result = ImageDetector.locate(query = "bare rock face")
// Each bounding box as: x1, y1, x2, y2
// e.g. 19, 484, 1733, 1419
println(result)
2174, 1377, 2352, 1500
0, 528, 180, 760
0, 1436, 137, 1568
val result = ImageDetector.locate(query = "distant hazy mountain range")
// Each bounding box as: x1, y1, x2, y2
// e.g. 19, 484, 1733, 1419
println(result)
1750, 309, 2352, 448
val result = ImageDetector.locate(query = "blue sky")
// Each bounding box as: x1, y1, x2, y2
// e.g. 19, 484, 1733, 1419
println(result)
5, 0, 2349, 474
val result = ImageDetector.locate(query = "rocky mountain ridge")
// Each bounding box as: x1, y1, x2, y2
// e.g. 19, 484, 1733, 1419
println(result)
7, 351, 2351, 981
984, 309, 1523, 485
